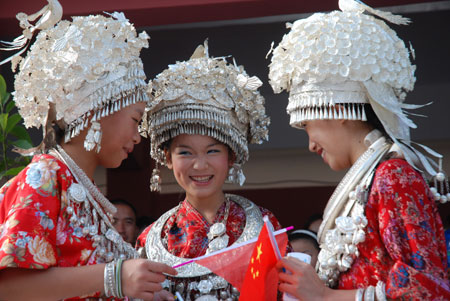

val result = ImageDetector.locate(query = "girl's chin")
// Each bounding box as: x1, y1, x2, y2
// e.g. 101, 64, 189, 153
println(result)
328, 162, 349, 171
103, 159, 123, 169
186, 187, 218, 198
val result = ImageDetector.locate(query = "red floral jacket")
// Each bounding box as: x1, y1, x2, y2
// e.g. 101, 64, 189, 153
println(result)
0, 154, 122, 300
339, 159, 450, 300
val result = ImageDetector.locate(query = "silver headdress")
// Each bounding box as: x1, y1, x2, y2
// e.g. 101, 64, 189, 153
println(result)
269, 0, 448, 199
146, 41, 269, 190
1, 0, 150, 154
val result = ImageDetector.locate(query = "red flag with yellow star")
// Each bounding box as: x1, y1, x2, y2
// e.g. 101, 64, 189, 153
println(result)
239, 218, 282, 301
192, 224, 288, 296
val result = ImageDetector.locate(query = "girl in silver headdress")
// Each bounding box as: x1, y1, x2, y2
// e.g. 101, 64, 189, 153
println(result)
270, 0, 449, 300
0, 2, 176, 299
136, 42, 286, 300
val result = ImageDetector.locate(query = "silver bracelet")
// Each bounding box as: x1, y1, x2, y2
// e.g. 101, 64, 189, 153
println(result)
364, 285, 375, 301
355, 288, 364, 301
104, 261, 116, 297
375, 281, 387, 301
115, 259, 124, 298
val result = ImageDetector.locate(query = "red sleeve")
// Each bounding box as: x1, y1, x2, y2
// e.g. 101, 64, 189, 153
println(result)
372, 159, 450, 299
259, 206, 283, 231
0, 155, 68, 270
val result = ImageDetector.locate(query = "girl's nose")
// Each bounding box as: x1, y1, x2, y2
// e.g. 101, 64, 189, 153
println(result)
133, 128, 141, 144
309, 140, 317, 153
193, 155, 208, 170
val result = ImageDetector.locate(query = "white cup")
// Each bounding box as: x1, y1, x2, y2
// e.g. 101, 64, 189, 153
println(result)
287, 252, 311, 264
282, 252, 311, 301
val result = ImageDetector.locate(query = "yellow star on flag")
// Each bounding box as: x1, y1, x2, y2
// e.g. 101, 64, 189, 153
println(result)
256, 243, 263, 262
251, 266, 260, 279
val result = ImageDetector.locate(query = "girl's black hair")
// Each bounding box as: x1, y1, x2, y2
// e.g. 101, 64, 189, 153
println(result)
288, 230, 320, 251
53, 124, 65, 144
363, 104, 388, 137
338, 103, 389, 137
303, 213, 322, 230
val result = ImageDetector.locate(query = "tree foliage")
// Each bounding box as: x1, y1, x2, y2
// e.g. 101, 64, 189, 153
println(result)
0, 74, 33, 183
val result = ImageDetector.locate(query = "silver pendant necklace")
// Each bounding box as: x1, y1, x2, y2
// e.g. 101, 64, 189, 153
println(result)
50, 145, 137, 262
205, 199, 230, 254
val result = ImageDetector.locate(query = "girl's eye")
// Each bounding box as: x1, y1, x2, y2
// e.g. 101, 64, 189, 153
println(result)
178, 151, 191, 156
207, 149, 220, 154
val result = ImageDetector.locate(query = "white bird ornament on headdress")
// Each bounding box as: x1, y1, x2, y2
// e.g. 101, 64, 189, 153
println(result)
338, 0, 410, 25
0, 0, 63, 66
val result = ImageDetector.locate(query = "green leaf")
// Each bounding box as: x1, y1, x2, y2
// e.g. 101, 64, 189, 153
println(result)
2, 166, 25, 177
0, 113, 8, 131
0, 75, 6, 106
5, 97, 14, 113
9, 125, 31, 141
12, 139, 33, 149
5, 113, 21, 135
2, 92, 11, 106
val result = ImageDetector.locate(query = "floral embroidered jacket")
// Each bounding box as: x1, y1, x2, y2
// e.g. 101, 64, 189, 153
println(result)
137, 198, 283, 256
0, 154, 120, 300
339, 159, 450, 300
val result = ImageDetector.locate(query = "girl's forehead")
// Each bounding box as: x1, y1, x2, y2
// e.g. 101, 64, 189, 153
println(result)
172, 134, 223, 146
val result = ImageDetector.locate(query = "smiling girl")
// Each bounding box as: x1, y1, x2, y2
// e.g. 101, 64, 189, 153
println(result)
136, 43, 285, 300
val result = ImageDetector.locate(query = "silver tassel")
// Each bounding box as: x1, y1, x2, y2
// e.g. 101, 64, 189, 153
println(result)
150, 166, 162, 192
84, 121, 102, 153
226, 163, 246, 186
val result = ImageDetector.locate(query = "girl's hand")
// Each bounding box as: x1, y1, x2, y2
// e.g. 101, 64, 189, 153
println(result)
276, 257, 328, 301
121, 259, 177, 300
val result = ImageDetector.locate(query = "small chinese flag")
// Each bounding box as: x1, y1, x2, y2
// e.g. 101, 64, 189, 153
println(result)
239, 218, 282, 301
193, 224, 288, 295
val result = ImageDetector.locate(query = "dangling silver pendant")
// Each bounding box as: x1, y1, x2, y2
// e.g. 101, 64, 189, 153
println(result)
206, 235, 229, 254
226, 163, 246, 186
150, 167, 162, 192
206, 222, 229, 254
207, 222, 226, 240
84, 121, 102, 153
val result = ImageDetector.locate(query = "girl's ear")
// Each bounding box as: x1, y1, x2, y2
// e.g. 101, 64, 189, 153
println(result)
164, 148, 173, 169
334, 104, 347, 126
